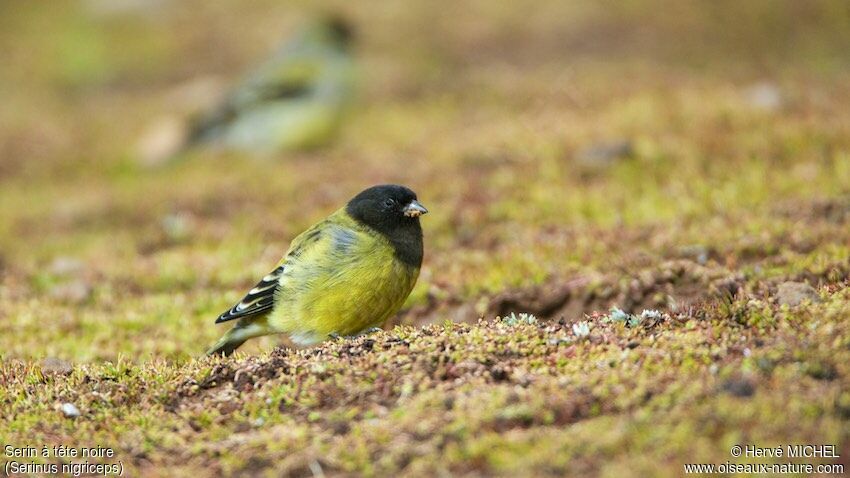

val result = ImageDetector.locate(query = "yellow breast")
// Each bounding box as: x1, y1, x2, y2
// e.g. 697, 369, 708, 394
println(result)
268, 220, 420, 345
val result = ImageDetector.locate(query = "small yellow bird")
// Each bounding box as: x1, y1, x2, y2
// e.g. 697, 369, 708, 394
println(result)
207, 185, 427, 356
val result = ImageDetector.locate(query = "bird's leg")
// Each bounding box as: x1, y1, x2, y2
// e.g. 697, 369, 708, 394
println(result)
327, 332, 359, 341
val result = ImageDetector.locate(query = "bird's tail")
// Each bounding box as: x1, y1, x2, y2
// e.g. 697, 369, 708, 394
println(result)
206, 335, 248, 357
185, 104, 235, 149
206, 319, 270, 357
140, 111, 228, 168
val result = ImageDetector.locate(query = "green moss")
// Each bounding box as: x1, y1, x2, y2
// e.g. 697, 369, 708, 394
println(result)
2, 0, 850, 474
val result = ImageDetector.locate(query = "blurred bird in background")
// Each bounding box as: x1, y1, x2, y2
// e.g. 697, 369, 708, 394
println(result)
137, 15, 356, 164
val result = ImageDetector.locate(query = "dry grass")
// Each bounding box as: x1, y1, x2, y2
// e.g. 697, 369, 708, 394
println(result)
1, 0, 849, 476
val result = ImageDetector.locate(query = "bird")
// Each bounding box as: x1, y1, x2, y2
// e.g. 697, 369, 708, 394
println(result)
207, 184, 427, 356
185, 14, 356, 156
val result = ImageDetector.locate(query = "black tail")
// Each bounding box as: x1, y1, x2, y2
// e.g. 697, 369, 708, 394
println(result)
186, 103, 236, 147
206, 318, 270, 356
206, 329, 248, 357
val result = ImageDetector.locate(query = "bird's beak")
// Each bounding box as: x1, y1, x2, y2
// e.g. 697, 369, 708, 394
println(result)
403, 200, 428, 218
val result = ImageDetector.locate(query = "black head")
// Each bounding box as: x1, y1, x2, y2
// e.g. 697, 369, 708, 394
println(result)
320, 14, 355, 49
346, 184, 426, 233
346, 185, 427, 266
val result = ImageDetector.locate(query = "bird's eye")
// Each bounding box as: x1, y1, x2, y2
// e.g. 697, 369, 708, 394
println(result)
383, 198, 396, 208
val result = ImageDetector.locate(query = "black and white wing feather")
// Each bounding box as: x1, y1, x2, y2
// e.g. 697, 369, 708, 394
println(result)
215, 265, 284, 323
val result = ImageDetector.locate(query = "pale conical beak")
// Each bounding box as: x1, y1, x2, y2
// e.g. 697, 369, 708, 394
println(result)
403, 200, 428, 218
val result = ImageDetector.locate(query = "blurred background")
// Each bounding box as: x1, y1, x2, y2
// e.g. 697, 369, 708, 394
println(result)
1, 0, 849, 360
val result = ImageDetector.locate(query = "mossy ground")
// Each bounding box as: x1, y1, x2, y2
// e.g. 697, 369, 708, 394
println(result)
1, 1, 849, 476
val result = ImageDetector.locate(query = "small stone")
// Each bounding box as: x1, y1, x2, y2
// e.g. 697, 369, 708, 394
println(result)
576, 139, 634, 167
49, 280, 92, 304
48, 257, 84, 277
161, 213, 195, 242
41, 357, 73, 376
721, 377, 755, 397
743, 81, 783, 111
679, 245, 709, 265
61, 403, 81, 418
776, 281, 820, 307
548, 337, 571, 346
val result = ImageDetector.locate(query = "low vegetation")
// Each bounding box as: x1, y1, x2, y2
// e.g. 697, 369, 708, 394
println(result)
1, 0, 848, 475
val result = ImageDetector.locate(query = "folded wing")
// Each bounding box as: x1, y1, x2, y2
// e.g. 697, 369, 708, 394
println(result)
215, 265, 285, 323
